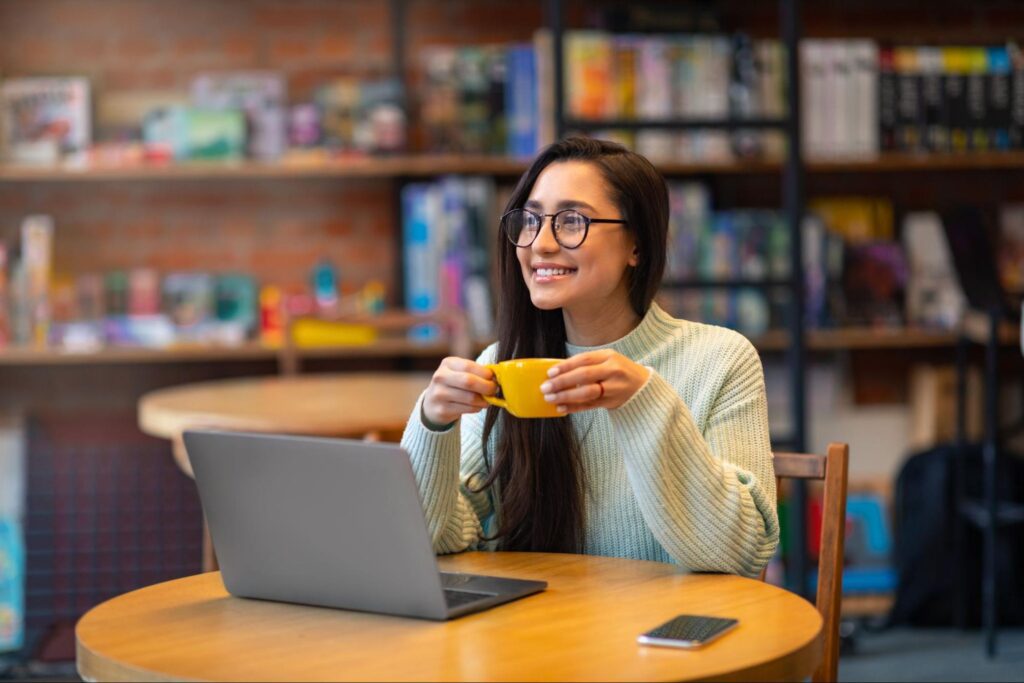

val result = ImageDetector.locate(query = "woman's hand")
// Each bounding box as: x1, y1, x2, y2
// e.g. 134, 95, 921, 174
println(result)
422, 357, 499, 427
540, 350, 651, 415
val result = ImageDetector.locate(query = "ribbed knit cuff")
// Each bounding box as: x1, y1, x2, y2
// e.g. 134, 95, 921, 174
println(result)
401, 392, 462, 518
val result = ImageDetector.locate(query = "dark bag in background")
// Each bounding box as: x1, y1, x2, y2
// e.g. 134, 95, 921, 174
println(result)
888, 443, 1024, 627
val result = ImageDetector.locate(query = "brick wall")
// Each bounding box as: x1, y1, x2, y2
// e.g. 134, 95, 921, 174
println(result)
2, 0, 1022, 296
0, 0, 542, 297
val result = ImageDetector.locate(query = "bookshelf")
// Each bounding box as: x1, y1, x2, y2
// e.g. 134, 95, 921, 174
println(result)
6, 151, 1024, 182
0, 325, 1001, 366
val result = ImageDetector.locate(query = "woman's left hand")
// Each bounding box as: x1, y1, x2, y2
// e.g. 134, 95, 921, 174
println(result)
539, 350, 651, 414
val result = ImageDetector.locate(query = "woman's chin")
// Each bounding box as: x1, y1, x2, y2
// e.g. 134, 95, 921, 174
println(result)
529, 292, 567, 310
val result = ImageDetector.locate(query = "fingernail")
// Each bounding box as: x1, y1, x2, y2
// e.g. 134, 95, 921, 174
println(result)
544, 393, 556, 403
547, 367, 560, 378
556, 405, 567, 413
540, 382, 552, 393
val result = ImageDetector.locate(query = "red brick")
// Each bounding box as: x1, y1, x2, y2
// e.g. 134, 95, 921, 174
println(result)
318, 35, 355, 62
271, 36, 316, 63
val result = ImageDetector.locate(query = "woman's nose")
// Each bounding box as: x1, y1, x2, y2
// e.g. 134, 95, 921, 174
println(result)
532, 215, 560, 252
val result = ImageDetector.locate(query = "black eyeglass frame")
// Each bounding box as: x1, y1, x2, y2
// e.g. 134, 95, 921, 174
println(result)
500, 208, 628, 249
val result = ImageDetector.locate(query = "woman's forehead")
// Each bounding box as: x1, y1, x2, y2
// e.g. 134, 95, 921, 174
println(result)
529, 161, 613, 208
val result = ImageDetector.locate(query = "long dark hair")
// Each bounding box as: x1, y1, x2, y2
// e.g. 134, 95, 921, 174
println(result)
476, 137, 669, 552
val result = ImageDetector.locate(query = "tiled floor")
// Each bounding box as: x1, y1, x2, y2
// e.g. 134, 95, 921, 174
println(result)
840, 628, 1024, 682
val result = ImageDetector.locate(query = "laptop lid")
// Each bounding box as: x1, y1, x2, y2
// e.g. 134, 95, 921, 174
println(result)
182, 429, 450, 620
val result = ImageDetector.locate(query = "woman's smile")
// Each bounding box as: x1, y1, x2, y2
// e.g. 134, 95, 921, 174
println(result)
531, 261, 578, 283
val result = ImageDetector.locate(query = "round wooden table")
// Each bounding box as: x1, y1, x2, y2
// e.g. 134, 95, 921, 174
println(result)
139, 372, 432, 477
139, 372, 431, 572
76, 552, 822, 682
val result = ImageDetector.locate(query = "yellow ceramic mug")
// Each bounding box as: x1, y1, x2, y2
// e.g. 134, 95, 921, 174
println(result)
484, 358, 564, 419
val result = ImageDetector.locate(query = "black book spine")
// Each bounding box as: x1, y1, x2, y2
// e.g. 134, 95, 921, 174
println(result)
966, 47, 990, 151
878, 46, 898, 151
895, 47, 924, 151
920, 47, 948, 152
945, 47, 970, 152
986, 45, 1012, 151
1010, 44, 1024, 149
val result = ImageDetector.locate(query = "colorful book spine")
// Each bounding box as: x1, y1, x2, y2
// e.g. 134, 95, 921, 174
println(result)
505, 44, 538, 158
986, 46, 1013, 151
402, 183, 439, 327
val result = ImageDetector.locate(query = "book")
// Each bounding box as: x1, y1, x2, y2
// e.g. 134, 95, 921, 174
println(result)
565, 31, 614, 122
402, 183, 442, 341
191, 71, 287, 160
0, 245, 8, 348
918, 47, 947, 152
997, 204, 1024, 298
986, 46, 1013, 151
901, 211, 965, 329
944, 47, 971, 152
965, 47, 989, 151
0, 77, 91, 164
895, 47, 923, 152
635, 36, 674, 161
162, 272, 215, 337
878, 46, 899, 151
842, 241, 908, 326
1011, 42, 1024, 149
21, 215, 53, 347
456, 47, 491, 154
505, 44, 539, 157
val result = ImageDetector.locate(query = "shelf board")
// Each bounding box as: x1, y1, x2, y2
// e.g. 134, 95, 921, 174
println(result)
754, 326, 975, 352
0, 338, 460, 366
0, 326, 1001, 365
0, 155, 533, 182
5, 151, 1024, 181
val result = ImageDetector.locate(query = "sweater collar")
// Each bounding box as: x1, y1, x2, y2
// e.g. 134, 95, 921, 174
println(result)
564, 301, 677, 360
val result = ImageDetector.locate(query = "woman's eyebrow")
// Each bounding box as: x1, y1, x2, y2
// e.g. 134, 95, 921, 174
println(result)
524, 199, 598, 212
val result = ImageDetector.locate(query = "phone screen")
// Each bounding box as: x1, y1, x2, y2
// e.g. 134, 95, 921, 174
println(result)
637, 614, 739, 649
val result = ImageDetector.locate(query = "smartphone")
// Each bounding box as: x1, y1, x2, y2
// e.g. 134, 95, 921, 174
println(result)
637, 614, 739, 649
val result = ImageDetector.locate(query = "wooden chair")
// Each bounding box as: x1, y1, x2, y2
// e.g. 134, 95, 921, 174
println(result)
771, 443, 850, 683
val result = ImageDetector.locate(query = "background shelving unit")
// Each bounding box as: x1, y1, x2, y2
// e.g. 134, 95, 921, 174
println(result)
547, 0, 810, 594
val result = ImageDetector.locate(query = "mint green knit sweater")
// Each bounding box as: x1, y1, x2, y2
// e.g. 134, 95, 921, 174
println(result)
400, 302, 779, 577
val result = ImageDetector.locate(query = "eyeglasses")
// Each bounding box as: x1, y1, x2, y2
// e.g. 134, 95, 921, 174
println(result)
500, 208, 627, 249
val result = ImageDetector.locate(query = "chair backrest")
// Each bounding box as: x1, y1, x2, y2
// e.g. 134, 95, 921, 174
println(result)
772, 443, 850, 683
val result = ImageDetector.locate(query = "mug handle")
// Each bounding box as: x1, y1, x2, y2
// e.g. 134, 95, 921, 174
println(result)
482, 364, 506, 409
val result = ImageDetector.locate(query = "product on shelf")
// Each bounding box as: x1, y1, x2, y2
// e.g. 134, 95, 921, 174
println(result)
142, 106, 246, 161
316, 77, 406, 154
902, 211, 966, 329
0, 77, 91, 164
191, 71, 288, 160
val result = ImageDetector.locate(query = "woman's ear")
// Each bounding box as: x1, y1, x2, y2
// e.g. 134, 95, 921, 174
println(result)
628, 247, 639, 268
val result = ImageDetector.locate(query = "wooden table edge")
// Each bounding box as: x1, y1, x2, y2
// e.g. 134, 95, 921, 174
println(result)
75, 566, 824, 683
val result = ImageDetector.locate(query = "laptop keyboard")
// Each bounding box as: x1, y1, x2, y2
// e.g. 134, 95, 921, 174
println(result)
444, 589, 494, 609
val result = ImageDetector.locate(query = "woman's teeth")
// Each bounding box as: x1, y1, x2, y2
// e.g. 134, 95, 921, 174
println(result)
536, 268, 575, 277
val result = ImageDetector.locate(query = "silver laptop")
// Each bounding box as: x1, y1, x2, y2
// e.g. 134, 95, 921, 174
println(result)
182, 429, 546, 620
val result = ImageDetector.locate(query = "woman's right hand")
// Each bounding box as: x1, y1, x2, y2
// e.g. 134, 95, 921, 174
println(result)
422, 357, 498, 427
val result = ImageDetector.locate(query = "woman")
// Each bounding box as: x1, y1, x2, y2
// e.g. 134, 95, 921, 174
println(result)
401, 137, 778, 577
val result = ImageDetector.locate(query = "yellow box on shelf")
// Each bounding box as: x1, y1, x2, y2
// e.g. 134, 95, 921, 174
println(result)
290, 318, 378, 348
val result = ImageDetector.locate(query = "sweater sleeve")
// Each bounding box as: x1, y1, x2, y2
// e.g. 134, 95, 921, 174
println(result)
607, 337, 779, 577
399, 346, 497, 555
